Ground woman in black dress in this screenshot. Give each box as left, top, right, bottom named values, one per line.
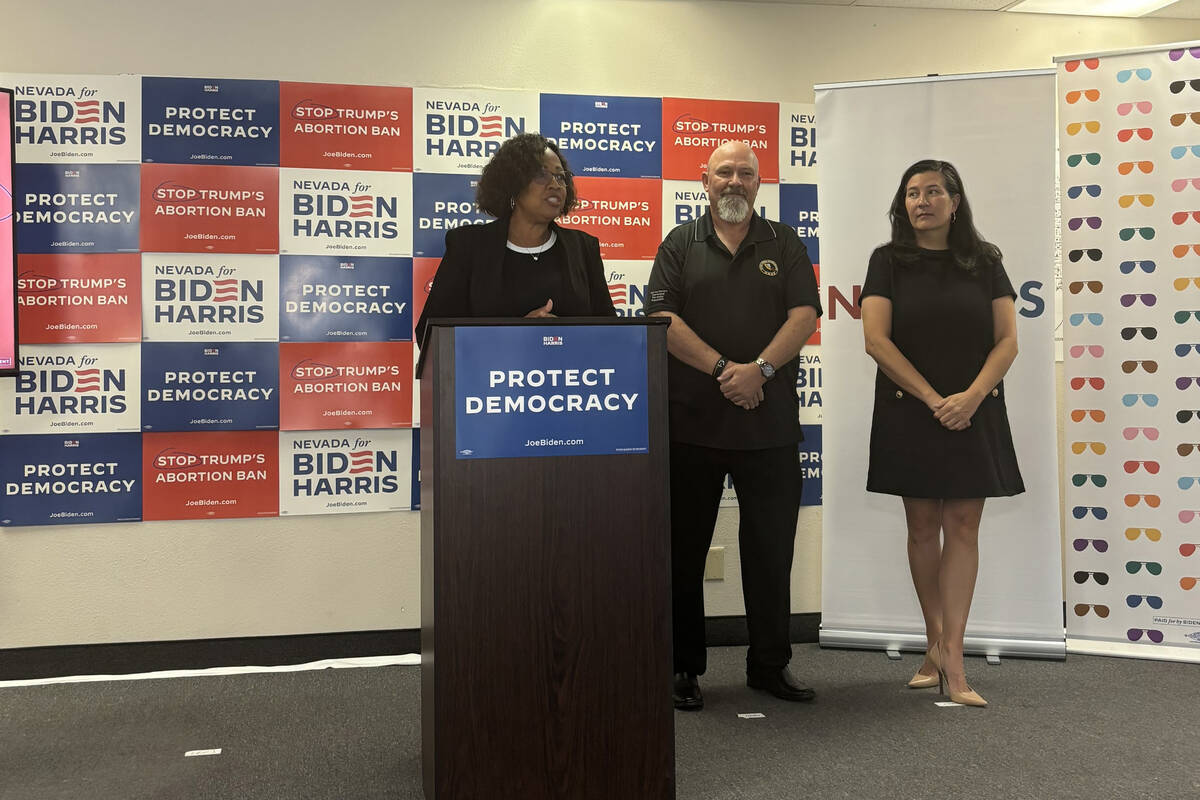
left=414, top=133, right=615, bottom=343
left=860, top=160, right=1024, bottom=708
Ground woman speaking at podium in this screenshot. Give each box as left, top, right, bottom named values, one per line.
left=414, top=133, right=615, bottom=343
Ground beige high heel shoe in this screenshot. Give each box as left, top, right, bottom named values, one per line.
left=937, top=663, right=988, bottom=707
left=907, top=642, right=941, bottom=689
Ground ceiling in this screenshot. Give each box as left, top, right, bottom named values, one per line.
left=741, top=0, right=1200, bottom=19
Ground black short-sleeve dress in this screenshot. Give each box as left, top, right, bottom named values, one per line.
left=861, top=245, right=1025, bottom=499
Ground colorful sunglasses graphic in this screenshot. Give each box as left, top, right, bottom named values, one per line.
left=1072, top=537, right=1108, bottom=552
left=1175, top=310, right=1200, bottom=322
left=1180, top=476, right=1200, bottom=489
left=1068, top=343, right=1104, bottom=357
left=1172, top=112, right=1200, bottom=127
left=1070, top=376, right=1105, bottom=390
left=1067, top=152, right=1101, bottom=167
left=1170, top=79, right=1200, bottom=93
left=1174, top=245, right=1200, bottom=258
left=1066, top=89, right=1101, bottom=103
left=1180, top=442, right=1200, bottom=455
left=1118, top=227, right=1155, bottom=241
left=1120, top=393, right=1157, bottom=406
left=1069, top=408, right=1106, bottom=422
left=1169, top=48, right=1200, bottom=61
left=1118, top=160, right=1154, bottom=175
left=1118, top=67, right=1153, bottom=82
left=1125, top=560, right=1163, bottom=575
left=1121, top=360, right=1157, bottom=374
left=1068, top=281, right=1103, bottom=294
left=1070, top=440, right=1107, bottom=454
left=1181, top=576, right=1199, bottom=590
left=1068, top=249, right=1103, bottom=262
left=1067, top=120, right=1101, bottom=136
left=1071, top=472, right=1107, bottom=486
left=1117, top=100, right=1151, bottom=115
left=1124, top=460, right=1159, bottom=474
left=1176, top=278, right=1200, bottom=291
left=1178, top=409, right=1200, bottom=421
left=1119, top=194, right=1154, bottom=208
left=1120, top=325, right=1156, bottom=339
left=1068, top=217, right=1103, bottom=230
left=1064, top=59, right=1100, bottom=71
left=1067, top=184, right=1101, bottom=198
left=1127, top=628, right=1164, bottom=643
left=1121, top=425, right=1158, bottom=439
left=1073, top=570, right=1108, bottom=585
left=1182, top=542, right=1200, bottom=556
left=1125, top=527, right=1161, bottom=542
left=1126, top=594, right=1163, bottom=610
left=1171, top=144, right=1200, bottom=159
left=1120, top=292, right=1156, bottom=306
left=1117, top=127, right=1153, bottom=142
left=1123, top=494, right=1160, bottom=508
left=1073, top=603, right=1109, bottom=618
left=1172, top=177, right=1200, bottom=191
left=1173, top=211, right=1200, bottom=225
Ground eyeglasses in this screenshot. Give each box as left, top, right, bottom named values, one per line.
left=1171, top=145, right=1200, bottom=158
left=1177, top=344, right=1200, bottom=356
left=1116, top=127, right=1153, bottom=142
left=1174, top=211, right=1200, bottom=225
left=1175, top=310, right=1200, bottom=322
left=1172, top=112, right=1200, bottom=127
left=1123, top=494, right=1160, bottom=508
left=1182, top=542, right=1200, bottom=556
left=1068, top=282, right=1101, bottom=296
left=1118, top=67, right=1153, bottom=82
left=1119, top=292, right=1156, bottom=306
left=1069, top=344, right=1104, bottom=358
left=1126, top=594, right=1163, bottom=610
left=1118, top=227, right=1155, bottom=241
left=1117, top=160, right=1154, bottom=175
left=1073, top=603, right=1109, bottom=618
left=1179, top=476, right=1200, bottom=489
left=1069, top=312, right=1103, bottom=325
left=1072, top=505, right=1109, bottom=519
left=1070, top=408, right=1106, bottom=422
left=1124, top=460, right=1159, bottom=475
left=1067, top=89, right=1101, bottom=104
left=1180, top=442, right=1200, bottom=455
left=1120, top=360, right=1157, bottom=374
left=1066, top=184, right=1101, bottom=198
left=1120, top=325, right=1156, bottom=339
left=531, top=169, right=570, bottom=186
left=1070, top=376, right=1105, bottom=390
left=1068, top=249, right=1103, bottom=262
left=1067, top=120, right=1100, bottom=136
left=1176, top=244, right=1200, bottom=258
left=1179, top=377, right=1200, bottom=389
left=1071, top=473, right=1107, bottom=486
left=1122, top=425, right=1159, bottom=440
left=1170, top=79, right=1200, bottom=93
left=1125, top=527, right=1162, bottom=542
left=1175, top=277, right=1200, bottom=290
left=1180, top=510, right=1200, bottom=523
left=1170, top=47, right=1200, bottom=60
left=1117, top=100, right=1151, bottom=115
left=1065, top=153, right=1099, bottom=167
left=1173, top=177, right=1200, bottom=192
left=1125, top=560, right=1163, bottom=575
left=1072, top=538, right=1108, bottom=552
left=1127, top=628, right=1164, bottom=643
left=1179, top=410, right=1200, bottom=422
left=1065, top=58, right=1099, bottom=71
left=1182, top=576, right=1199, bottom=590
left=1070, top=440, right=1107, bottom=454
left=1120, top=393, right=1157, bottom=407
left=1073, top=570, right=1109, bottom=585
left=1118, top=194, right=1154, bottom=208
left=1068, top=217, right=1103, bottom=231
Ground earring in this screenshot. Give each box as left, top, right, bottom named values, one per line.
left=952, top=211, right=957, bottom=223
left=510, top=197, right=516, bottom=210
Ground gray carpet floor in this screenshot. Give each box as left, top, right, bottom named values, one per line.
left=0, top=644, right=1197, bottom=800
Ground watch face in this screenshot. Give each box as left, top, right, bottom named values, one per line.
left=757, top=359, right=775, bottom=378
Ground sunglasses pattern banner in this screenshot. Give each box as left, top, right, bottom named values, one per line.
left=0, top=72, right=823, bottom=526
left=1061, top=47, right=1200, bottom=656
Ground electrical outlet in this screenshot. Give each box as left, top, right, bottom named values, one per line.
left=704, top=546, right=725, bottom=581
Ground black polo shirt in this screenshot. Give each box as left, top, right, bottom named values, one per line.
left=646, top=211, right=822, bottom=450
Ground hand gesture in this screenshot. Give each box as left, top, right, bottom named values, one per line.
left=717, top=362, right=766, bottom=410
left=525, top=298, right=555, bottom=318
left=933, top=391, right=981, bottom=431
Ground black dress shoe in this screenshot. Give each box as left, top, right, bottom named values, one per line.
left=746, top=667, right=816, bottom=702
left=672, top=672, right=703, bottom=710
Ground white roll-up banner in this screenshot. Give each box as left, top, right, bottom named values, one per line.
left=817, top=71, right=1065, bottom=658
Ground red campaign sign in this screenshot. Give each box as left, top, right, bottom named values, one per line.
left=17, top=254, right=141, bottom=343
left=661, top=98, right=779, bottom=183
left=142, top=430, right=279, bottom=520
left=412, top=258, right=439, bottom=341
left=280, top=82, right=413, bottom=172
left=559, top=178, right=662, bottom=260
left=279, top=342, right=413, bottom=431
left=811, top=262, right=821, bottom=346
left=140, top=164, right=279, bottom=254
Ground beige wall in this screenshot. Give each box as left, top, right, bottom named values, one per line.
left=1, top=0, right=1196, bottom=649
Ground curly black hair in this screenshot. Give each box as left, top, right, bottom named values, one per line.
left=475, top=133, right=578, bottom=218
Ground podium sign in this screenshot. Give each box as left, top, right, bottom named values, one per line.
left=453, top=324, right=648, bottom=459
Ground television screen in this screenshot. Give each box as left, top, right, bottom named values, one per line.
left=0, top=87, right=15, bottom=376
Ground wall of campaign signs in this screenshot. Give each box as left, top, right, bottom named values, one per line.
left=0, top=73, right=822, bottom=527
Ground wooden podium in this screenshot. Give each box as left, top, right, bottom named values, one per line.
left=417, top=317, right=673, bottom=800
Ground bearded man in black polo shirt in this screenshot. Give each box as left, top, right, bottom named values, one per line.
left=647, top=141, right=822, bottom=711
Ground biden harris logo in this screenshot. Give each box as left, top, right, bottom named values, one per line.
left=288, top=436, right=403, bottom=499
left=14, top=85, right=128, bottom=147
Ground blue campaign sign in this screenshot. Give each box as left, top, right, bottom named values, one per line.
left=454, top=325, right=648, bottom=459
left=14, top=163, right=139, bottom=253
left=780, top=183, right=820, bottom=264
left=799, top=424, right=822, bottom=506
left=540, top=94, right=661, bottom=178
left=280, top=255, right=412, bottom=342
left=0, top=433, right=142, bottom=526
left=411, top=173, right=490, bottom=258
left=141, top=342, right=279, bottom=431
left=142, top=77, right=279, bottom=166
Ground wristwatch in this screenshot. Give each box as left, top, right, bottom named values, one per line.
left=712, top=357, right=728, bottom=378
left=755, top=358, right=776, bottom=380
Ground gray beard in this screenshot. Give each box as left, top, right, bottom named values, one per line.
left=716, top=194, right=750, bottom=224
